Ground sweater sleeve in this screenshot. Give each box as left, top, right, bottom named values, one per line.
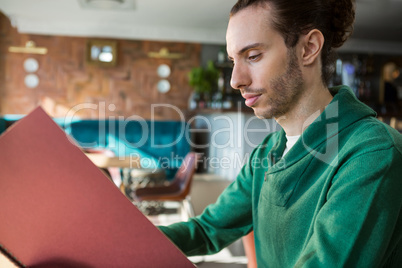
left=158, top=155, right=255, bottom=256
left=295, top=147, right=402, bottom=267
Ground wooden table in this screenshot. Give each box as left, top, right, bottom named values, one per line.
left=85, top=153, right=141, bottom=169
left=85, top=153, right=145, bottom=197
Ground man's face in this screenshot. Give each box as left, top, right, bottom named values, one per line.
left=226, top=5, right=305, bottom=119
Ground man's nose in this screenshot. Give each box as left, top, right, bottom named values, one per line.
left=230, top=62, right=251, bottom=90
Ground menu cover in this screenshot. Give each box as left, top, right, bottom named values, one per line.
left=0, top=107, right=195, bottom=268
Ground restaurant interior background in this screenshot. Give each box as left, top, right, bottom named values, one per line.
left=0, top=0, right=402, bottom=266
left=1, top=0, right=402, bottom=118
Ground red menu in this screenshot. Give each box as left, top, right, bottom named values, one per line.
left=0, top=107, right=194, bottom=268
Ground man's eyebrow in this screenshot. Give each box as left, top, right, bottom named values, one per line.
left=228, top=43, right=264, bottom=60
left=238, top=43, right=264, bottom=55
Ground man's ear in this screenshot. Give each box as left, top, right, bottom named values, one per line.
left=301, top=29, right=324, bottom=66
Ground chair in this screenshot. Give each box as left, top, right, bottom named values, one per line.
left=133, top=152, right=198, bottom=220
left=243, top=231, right=257, bottom=268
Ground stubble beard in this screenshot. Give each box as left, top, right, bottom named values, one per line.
left=255, top=48, right=305, bottom=120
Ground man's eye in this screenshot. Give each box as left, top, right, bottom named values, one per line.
left=249, top=54, right=261, bottom=61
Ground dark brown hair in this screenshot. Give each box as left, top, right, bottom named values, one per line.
left=230, top=0, right=355, bottom=86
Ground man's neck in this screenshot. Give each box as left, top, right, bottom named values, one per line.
left=275, top=85, right=333, bottom=136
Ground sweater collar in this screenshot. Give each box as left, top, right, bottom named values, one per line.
left=267, top=85, right=376, bottom=174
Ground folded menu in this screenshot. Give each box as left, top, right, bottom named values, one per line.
left=0, top=107, right=194, bottom=268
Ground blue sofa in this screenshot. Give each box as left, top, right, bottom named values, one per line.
left=65, top=119, right=190, bottom=180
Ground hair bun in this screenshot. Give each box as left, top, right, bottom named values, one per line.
left=329, top=0, right=355, bottom=48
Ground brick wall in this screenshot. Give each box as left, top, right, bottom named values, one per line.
left=0, top=12, right=200, bottom=120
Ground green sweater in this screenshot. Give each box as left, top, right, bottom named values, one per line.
left=159, top=86, right=402, bottom=267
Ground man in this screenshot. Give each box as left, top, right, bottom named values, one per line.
left=159, top=0, right=402, bottom=266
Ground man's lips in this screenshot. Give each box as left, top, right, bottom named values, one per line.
left=242, top=93, right=262, bottom=107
